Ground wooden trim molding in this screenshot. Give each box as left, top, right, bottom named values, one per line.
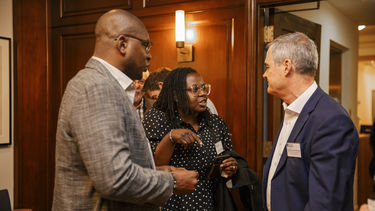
left=144, top=0, right=195, bottom=8
left=258, top=0, right=318, bottom=7
left=59, top=0, right=132, bottom=18
left=359, top=55, right=375, bottom=61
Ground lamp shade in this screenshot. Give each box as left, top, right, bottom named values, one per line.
left=175, top=10, right=185, bottom=43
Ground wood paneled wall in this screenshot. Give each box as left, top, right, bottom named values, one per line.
left=143, top=7, right=247, bottom=156
left=14, top=0, right=51, bottom=210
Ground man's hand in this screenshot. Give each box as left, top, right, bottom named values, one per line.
left=359, top=203, right=369, bottom=211
left=156, top=165, right=176, bottom=172
left=171, top=168, right=198, bottom=194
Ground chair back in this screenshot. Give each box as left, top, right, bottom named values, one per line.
left=0, top=189, right=11, bottom=211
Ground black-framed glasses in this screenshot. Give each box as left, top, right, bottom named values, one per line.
left=186, top=84, right=211, bottom=96
left=115, top=34, right=152, bottom=53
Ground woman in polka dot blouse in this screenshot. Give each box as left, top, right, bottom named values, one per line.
left=143, top=67, right=238, bottom=211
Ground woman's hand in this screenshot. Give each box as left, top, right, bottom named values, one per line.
left=220, top=157, right=238, bottom=178
left=170, top=129, right=203, bottom=149
left=154, top=129, right=202, bottom=165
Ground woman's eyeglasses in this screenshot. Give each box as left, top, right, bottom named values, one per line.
left=186, top=84, right=211, bottom=96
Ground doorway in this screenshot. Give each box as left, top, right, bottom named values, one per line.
left=329, top=40, right=347, bottom=104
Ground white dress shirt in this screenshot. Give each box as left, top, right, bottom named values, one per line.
left=266, top=81, right=318, bottom=211
left=92, top=56, right=136, bottom=104
left=207, top=98, right=218, bottom=115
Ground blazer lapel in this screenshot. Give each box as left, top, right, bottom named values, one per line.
left=272, top=87, right=324, bottom=178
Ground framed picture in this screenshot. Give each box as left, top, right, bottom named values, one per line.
left=0, top=37, right=11, bottom=145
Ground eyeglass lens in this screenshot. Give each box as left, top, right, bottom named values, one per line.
left=190, top=84, right=211, bottom=95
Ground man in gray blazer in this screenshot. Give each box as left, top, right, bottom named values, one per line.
left=52, top=9, right=198, bottom=211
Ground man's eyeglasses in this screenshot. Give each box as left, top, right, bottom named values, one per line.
left=186, top=84, right=211, bottom=96
left=115, top=34, right=152, bottom=54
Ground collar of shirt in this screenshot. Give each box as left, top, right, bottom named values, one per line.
left=282, top=81, right=318, bottom=115
left=174, top=109, right=207, bottom=130
left=135, top=97, right=144, bottom=109
left=91, top=56, right=136, bottom=103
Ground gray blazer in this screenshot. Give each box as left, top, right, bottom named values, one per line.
left=52, top=58, right=173, bottom=211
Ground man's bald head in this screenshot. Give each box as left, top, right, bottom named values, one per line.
left=95, top=9, right=147, bottom=43
left=93, top=9, right=151, bottom=80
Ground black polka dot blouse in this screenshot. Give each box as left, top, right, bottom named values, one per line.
left=143, top=108, right=234, bottom=211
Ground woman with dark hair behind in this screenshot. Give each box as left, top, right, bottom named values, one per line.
left=143, top=67, right=238, bottom=210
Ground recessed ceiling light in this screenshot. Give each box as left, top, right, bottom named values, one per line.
left=358, top=25, right=366, bottom=31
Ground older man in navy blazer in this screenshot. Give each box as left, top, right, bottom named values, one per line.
left=262, top=32, right=359, bottom=211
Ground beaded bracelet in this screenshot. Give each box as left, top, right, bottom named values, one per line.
left=169, top=129, right=176, bottom=145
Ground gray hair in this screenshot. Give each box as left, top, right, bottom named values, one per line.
left=267, top=32, right=318, bottom=76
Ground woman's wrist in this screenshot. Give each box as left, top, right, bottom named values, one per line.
left=169, top=129, right=176, bottom=145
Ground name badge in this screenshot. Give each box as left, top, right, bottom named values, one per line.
left=215, top=141, right=224, bottom=154
left=286, top=143, right=301, bottom=158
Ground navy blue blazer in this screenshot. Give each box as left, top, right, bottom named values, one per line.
left=262, top=87, right=359, bottom=211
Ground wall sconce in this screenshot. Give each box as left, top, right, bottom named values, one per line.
left=175, top=10, right=193, bottom=62
left=175, top=10, right=185, bottom=48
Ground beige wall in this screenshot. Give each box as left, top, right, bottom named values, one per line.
left=358, top=25, right=375, bottom=126
left=278, top=1, right=359, bottom=125
left=0, top=0, right=14, bottom=208
left=358, top=60, right=375, bottom=125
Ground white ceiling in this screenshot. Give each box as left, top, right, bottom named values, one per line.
left=327, top=0, right=375, bottom=25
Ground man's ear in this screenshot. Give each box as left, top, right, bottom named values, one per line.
left=283, top=59, right=293, bottom=76
left=116, top=35, right=127, bottom=55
